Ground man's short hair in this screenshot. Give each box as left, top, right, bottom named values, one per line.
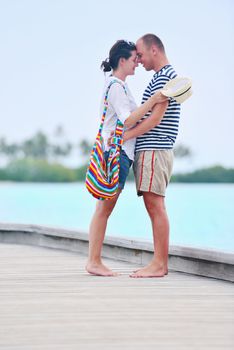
left=141, top=34, right=165, bottom=53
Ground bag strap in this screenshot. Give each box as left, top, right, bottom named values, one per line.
left=97, top=79, right=126, bottom=139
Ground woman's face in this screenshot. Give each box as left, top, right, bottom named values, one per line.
left=122, top=50, right=138, bottom=76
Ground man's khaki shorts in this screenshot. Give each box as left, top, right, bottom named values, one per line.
left=133, top=150, right=174, bottom=197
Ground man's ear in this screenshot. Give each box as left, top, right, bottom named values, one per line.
left=151, top=45, right=158, bottom=56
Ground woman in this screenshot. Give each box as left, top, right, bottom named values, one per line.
left=86, top=40, right=167, bottom=276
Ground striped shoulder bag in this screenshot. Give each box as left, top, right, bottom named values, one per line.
left=85, top=80, right=126, bottom=200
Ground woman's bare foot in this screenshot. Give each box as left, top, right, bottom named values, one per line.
left=130, top=263, right=167, bottom=278
left=86, top=262, right=119, bottom=277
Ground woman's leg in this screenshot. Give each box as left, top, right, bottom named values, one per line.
left=86, top=149, right=132, bottom=276
left=86, top=190, right=121, bottom=276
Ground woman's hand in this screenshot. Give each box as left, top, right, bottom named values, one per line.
left=107, top=131, right=115, bottom=146
left=107, top=130, right=128, bottom=146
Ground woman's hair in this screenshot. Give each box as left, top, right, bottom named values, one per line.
left=101, top=40, right=136, bottom=72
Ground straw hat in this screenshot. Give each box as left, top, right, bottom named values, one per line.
left=161, top=77, right=193, bottom=104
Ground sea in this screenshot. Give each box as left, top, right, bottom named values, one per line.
left=1, top=182, right=233, bottom=253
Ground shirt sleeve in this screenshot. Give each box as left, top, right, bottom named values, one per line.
left=108, top=83, right=131, bottom=124
left=151, top=75, right=171, bottom=94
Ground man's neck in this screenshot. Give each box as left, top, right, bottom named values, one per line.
left=153, top=58, right=170, bottom=73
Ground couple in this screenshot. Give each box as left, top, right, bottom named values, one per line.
left=86, top=33, right=181, bottom=278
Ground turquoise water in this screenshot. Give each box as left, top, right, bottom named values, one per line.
left=1, top=182, right=234, bottom=253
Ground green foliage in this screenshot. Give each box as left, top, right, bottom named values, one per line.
left=0, top=128, right=73, bottom=162
left=0, top=168, right=8, bottom=180
left=0, top=129, right=233, bottom=183
left=0, top=137, right=20, bottom=159
left=21, top=132, right=49, bottom=159
left=172, top=165, right=234, bottom=183
left=174, top=144, right=192, bottom=158
left=79, top=139, right=93, bottom=156
left=0, top=161, right=233, bottom=183
left=0, top=128, right=93, bottom=182
left=127, top=167, right=135, bottom=181
left=74, top=164, right=88, bottom=182
left=2, top=158, right=76, bottom=182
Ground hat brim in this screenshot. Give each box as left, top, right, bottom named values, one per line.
left=161, top=77, right=193, bottom=104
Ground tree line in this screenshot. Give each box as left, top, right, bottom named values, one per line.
left=1, top=126, right=74, bottom=162
left=0, top=127, right=233, bottom=182
left=0, top=126, right=192, bottom=163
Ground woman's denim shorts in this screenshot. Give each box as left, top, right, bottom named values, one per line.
left=104, top=149, right=132, bottom=190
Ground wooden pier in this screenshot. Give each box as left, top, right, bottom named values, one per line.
left=0, top=243, right=233, bottom=349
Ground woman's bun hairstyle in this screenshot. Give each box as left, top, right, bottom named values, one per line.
left=101, top=40, right=136, bottom=73
left=100, top=58, right=112, bottom=72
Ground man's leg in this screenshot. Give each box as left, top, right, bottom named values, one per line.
left=130, top=192, right=169, bottom=278
left=86, top=190, right=121, bottom=276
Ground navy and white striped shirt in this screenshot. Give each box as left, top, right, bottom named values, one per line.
left=135, top=65, right=181, bottom=152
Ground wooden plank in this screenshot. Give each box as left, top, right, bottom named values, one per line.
left=0, top=243, right=233, bottom=350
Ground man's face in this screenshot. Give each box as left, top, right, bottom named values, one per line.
left=136, top=39, right=154, bottom=71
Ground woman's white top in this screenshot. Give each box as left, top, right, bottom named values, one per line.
left=100, top=76, right=137, bottom=161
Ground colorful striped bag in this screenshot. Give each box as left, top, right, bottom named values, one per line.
left=85, top=80, right=125, bottom=200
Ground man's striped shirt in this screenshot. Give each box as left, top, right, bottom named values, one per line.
left=135, top=65, right=181, bottom=152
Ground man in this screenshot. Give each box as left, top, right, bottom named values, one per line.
left=124, top=34, right=181, bottom=278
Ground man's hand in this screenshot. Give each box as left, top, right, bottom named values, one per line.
left=123, top=130, right=130, bottom=143
left=122, top=100, right=169, bottom=141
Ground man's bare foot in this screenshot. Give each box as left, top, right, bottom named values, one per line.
left=133, top=266, right=168, bottom=275
left=130, top=264, right=167, bottom=278
left=86, top=262, right=119, bottom=277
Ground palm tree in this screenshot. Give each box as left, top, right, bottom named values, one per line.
left=51, top=125, right=73, bottom=161
left=174, top=144, right=192, bottom=158
left=21, top=131, right=49, bottom=159
left=0, top=137, right=20, bottom=159
left=79, top=139, right=93, bottom=157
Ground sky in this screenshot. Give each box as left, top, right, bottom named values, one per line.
left=0, top=0, right=234, bottom=171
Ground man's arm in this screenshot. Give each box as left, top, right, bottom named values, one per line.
left=124, top=91, right=168, bottom=128
left=124, top=100, right=169, bottom=142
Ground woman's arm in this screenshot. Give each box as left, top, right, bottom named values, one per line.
left=124, top=100, right=169, bottom=141
left=124, top=91, right=168, bottom=129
